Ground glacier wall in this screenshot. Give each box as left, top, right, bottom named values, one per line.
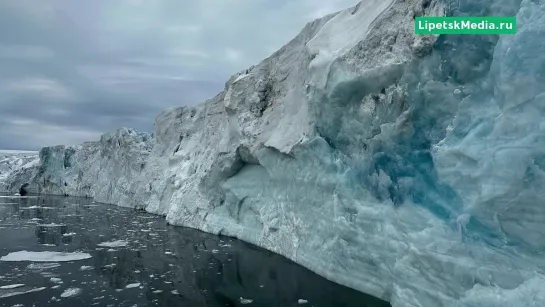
left=3, top=0, right=545, bottom=306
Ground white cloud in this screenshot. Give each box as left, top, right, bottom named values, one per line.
left=166, top=24, right=202, bottom=33
left=0, top=0, right=361, bottom=149
left=167, top=49, right=210, bottom=59
left=4, top=78, right=76, bottom=101
left=7, top=117, right=101, bottom=147
left=0, top=45, right=54, bottom=60
left=224, top=48, right=242, bottom=63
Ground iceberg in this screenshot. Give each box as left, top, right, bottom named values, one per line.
left=1, top=0, right=545, bottom=306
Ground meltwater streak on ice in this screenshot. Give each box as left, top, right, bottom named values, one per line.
left=0, top=193, right=389, bottom=307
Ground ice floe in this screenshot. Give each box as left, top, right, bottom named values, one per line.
left=60, top=287, right=82, bottom=298
left=36, top=223, right=65, bottom=227
left=1, top=251, right=91, bottom=262
left=0, top=286, right=47, bottom=298
left=0, top=284, right=25, bottom=289
left=240, top=297, right=253, bottom=304
left=125, top=283, right=140, bottom=289
left=97, top=240, right=128, bottom=248
left=79, top=266, right=93, bottom=271
left=27, top=263, right=61, bottom=270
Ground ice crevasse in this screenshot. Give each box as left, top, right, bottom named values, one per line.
left=2, top=0, right=545, bottom=306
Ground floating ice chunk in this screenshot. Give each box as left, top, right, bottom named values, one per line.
left=79, top=266, right=93, bottom=271
left=27, top=263, right=61, bottom=270
left=125, top=283, right=140, bottom=289
left=152, top=290, right=163, bottom=294
left=25, top=206, right=55, bottom=210
left=298, top=299, right=308, bottom=304
left=0, top=286, right=46, bottom=298
left=171, top=290, right=179, bottom=295
left=37, top=223, right=65, bottom=227
left=240, top=297, right=253, bottom=304
left=63, top=233, right=76, bottom=237
left=50, top=277, right=62, bottom=284
left=1, top=251, right=91, bottom=262
left=0, top=196, right=37, bottom=199
left=97, top=240, right=128, bottom=248
left=0, top=284, right=24, bottom=289
left=60, top=287, right=82, bottom=298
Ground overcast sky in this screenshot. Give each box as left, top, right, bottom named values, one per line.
left=0, top=0, right=358, bottom=150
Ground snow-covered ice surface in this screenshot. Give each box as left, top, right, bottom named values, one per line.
left=0, top=193, right=387, bottom=306
left=0, top=251, right=91, bottom=262
left=2, top=0, right=545, bottom=306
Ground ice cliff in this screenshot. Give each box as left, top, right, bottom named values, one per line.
left=0, top=150, right=38, bottom=191
left=2, top=0, right=545, bottom=306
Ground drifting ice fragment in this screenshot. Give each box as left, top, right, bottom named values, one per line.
left=0, top=251, right=91, bottom=262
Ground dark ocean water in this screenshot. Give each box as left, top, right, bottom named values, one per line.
left=0, top=193, right=390, bottom=307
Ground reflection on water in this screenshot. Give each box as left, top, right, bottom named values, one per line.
left=0, top=193, right=390, bottom=307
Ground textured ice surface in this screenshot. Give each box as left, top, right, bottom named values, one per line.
left=2, top=0, right=545, bottom=306
left=0, top=251, right=92, bottom=262
left=0, top=151, right=38, bottom=189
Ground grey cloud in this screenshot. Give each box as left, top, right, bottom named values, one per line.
left=0, top=0, right=358, bottom=150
